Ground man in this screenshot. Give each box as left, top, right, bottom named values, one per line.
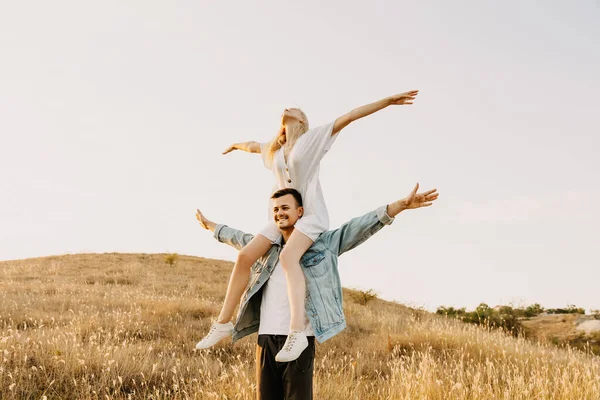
left=195, top=183, right=438, bottom=399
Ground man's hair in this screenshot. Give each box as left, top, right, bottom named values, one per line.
left=271, top=188, right=303, bottom=207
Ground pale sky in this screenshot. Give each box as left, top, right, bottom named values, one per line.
left=1, top=1, right=599, bottom=312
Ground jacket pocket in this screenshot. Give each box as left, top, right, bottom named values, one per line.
left=301, top=251, right=328, bottom=278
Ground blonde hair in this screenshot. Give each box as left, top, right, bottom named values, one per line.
left=267, top=108, right=309, bottom=163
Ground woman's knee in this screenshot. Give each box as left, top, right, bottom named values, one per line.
left=235, top=247, right=257, bottom=270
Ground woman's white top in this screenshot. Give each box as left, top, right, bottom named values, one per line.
left=259, top=121, right=338, bottom=242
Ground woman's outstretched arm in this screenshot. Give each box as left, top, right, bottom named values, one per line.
left=222, top=141, right=261, bottom=155
left=332, top=90, right=419, bottom=134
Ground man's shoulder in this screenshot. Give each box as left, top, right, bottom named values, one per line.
left=309, top=209, right=384, bottom=247
left=311, top=230, right=335, bottom=250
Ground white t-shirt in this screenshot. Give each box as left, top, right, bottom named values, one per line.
left=259, top=121, right=339, bottom=242
left=258, top=260, right=315, bottom=336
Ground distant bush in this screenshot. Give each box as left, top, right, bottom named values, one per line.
left=546, top=305, right=585, bottom=315
left=350, top=289, right=378, bottom=306
left=437, top=303, right=524, bottom=336
left=591, top=310, right=600, bottom=320
left=523, top=303, right=544, bottom=317
left=164, top=253, right=179, bottom=266
left=437, top=302, right=589, bottom=336
left=436, top=306, right=467, bottom=318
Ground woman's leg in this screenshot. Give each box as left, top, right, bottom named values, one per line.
left=279, top=229, right=313, bottom=331
left=217, top=234, right=273, bottom=323
left=196, top=234, right=273, bottom=350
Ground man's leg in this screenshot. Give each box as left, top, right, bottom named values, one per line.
left=282, top=336, right=315, bottom=400
left=256, top=335, right=285, bottom=400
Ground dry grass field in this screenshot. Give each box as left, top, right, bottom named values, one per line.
left=1, top=253, right=599, bottom=399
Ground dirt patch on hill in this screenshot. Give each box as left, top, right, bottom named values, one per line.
left=522, top=314, right=582, bottom=341
left=521, top=314, right=600, bottom=355
left=576, top=320, right=600, bottom=335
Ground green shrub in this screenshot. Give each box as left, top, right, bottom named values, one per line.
left=350, top=289, right=378, bottom=306
left=436, top=303, right=523, bottom=336
left=546, top=304, right=585, bottom=315
left=164, top=253, right=179, bottom=267
left=437, top=302, right=591, bottom=337
left=523, top=303, right=544, bottom=317
left=436, top=306, right=467, bottom=318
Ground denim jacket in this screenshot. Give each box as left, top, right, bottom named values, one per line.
left=213, top=206, right=394, bottom=344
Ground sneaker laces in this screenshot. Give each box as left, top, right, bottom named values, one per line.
left=283, top=333, right=298, bottom=352
left=204, top=325, right=217, bottom=340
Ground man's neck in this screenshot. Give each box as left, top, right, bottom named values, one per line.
left=280, top=228, right=293, bottom=244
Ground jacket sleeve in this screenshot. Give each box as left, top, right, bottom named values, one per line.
left=213, top=224, right=255, bottom=251
left=321, top=206, right=395, bottom=257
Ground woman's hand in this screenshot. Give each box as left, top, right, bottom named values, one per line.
left=222, top=144, right=238, bottom=155
left=222, top=141, right=261, bottom=154
left=387, top=90, right=419, bottom=106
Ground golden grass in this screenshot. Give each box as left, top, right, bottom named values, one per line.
left=1, top=253, right=599, bottom=399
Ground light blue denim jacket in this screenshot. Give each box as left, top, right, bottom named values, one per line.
left=213, top=206, right=394, bottom=344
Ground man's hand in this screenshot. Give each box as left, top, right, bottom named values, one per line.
left=196, top=209, right=216, bottom=232
left=402, top=183, right=438, bottom=209
left=387, top=183, right=439, bottom=217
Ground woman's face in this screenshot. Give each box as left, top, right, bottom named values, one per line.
left=281, top=108, right=305, bottom=125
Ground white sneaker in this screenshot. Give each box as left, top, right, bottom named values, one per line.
left=275, top=331, right=308, bottom=362
left=195, top=322, right=233, bottom=349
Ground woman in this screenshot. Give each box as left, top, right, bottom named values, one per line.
left=195, top=90, right=419, bottom=362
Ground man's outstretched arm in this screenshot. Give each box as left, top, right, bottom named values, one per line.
left=195, top=209, right=255, bottom=250
left=325, top=183, right=439, bottom=256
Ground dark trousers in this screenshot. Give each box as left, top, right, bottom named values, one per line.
left=256, top=335, right=316, bottom=400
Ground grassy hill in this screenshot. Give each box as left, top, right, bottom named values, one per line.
left=1, top=253, right=599, bottom=399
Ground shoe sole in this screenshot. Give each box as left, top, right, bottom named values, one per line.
left=275, top=344, right=308, bottom=362
left=194, top=332, right=233, bottom=350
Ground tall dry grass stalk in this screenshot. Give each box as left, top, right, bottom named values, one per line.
left=1, top=254, right=599, bottom=399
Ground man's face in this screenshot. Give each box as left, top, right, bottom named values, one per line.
left=272, top=194, right=303, bottom=231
